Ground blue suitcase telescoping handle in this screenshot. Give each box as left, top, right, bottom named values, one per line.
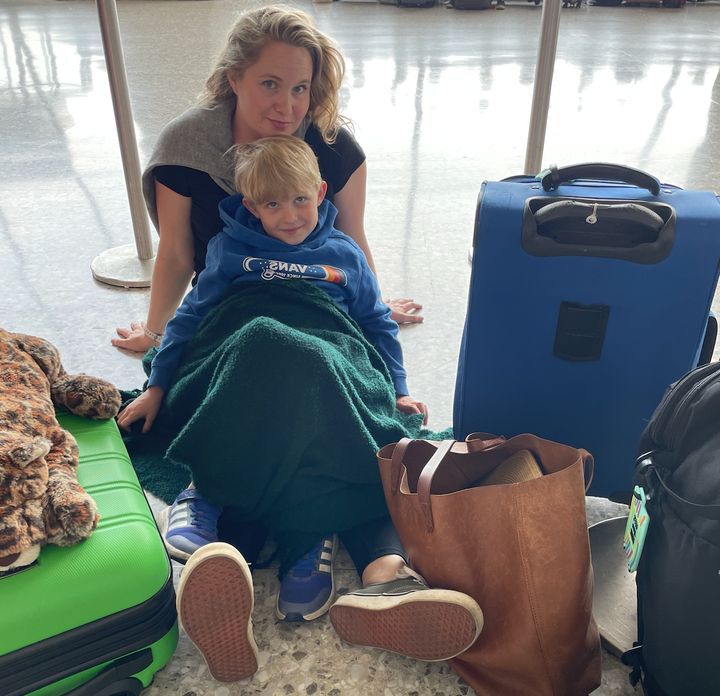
left=541, top=163, right=662, bottom=196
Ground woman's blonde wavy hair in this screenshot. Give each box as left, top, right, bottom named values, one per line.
left=199, top=5, right=348, bottom=144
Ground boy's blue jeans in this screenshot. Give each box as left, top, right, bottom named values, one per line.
left=217, top=513, right=406, bottom=577
left=341, top=515, right=407, bottom=576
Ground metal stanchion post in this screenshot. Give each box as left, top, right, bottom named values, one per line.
left=91, top=0, right=155, bottom=288
left=524, top=0, right=562, bottom=176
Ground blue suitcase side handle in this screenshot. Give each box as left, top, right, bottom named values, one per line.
left=697, top=313, right=718, bottom=367
left=541, top=163, right=662, bottom=196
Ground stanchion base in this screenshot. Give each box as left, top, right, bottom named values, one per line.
left=91, top=243, right=156, bottom=288
left=589, top=515, right=637, bottom=657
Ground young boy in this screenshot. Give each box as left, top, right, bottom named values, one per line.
left=117, top=135, right=429, bottom=618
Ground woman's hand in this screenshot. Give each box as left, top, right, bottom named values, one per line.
left=386, top=298, right=424, bottom=325
left=112, top=182, right=195, bottom=354
left=112, top=321, right=155, bottom=353
left=396, top=395, right=429, bottom=425
left=116, top=386, right=165, bottom=433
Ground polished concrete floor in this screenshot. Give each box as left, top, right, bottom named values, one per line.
left=2, top=0, right=720, bottom=693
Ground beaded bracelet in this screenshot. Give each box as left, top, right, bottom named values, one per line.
left=143, top=325, right=163, bottom=346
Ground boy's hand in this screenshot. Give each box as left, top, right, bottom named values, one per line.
left=396, top=395, right=429, bottom=425
left=116, top=386, right=165, bottom=433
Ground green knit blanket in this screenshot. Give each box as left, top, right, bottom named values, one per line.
left=123, top=281, right=449, bottom=569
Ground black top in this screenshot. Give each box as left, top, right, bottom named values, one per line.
left=153, top=124, right=366, bottom=274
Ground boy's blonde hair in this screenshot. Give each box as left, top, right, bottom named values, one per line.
left=234, top=136, right=322, bottom=204
left=199, top=5, right=348, bottom=144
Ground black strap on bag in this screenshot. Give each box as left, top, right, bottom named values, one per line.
left=636, top=455, right=720, bottom=521
left=622, top=644, right=648, bottom=694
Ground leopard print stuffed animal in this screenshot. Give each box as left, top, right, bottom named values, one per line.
left=0, top=329, right=122, bottom=573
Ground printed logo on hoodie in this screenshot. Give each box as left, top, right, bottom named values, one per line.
left=242, top=256, right=347, bottom=286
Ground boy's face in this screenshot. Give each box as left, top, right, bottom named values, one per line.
left=243, top=181, right=327, bottom=245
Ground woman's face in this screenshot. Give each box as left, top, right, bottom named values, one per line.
left=229, top=41, right=313, bottom=143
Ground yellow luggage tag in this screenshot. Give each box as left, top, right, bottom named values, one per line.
left=623, top=485, right=650, bottom=572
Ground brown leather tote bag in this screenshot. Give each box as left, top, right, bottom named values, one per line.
left=378, top=434, right=601, bottom=696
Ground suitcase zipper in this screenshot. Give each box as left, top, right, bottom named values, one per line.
left=648, top=362, right=720, bottom=451
left=0, top=576, right=176, bottom=696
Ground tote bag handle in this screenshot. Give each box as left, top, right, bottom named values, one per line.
left=416, top=436, right=508, bottom=531
left=389, top=434, right=506, bottom=495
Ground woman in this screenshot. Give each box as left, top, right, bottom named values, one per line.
left=113, top=6, right=479, bottom=682
left=112, top=7, right=421, bottom=356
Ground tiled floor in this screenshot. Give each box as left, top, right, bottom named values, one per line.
left=2, top=0, right=719, bottom=693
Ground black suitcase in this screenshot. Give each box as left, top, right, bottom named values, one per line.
left=398, top=0, right=437, bottom=7
left=445, top=0, right=492, bottom=9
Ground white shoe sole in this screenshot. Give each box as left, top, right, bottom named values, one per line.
left=275, top=535, right=338, bottom=622
left=329, top=588, right=484, bottom=662
left=177, top=542, right=258, bottom=682
left=156, top=505, right=194, bottom=563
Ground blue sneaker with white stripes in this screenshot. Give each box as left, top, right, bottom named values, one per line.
left=158, top=486, right=222, bottom=562
left=276, top=535, right=337, bottom=622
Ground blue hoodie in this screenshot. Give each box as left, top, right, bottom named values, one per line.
left=148, top=196, right=408, bottom=396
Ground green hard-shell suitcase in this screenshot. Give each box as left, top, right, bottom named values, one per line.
left=0, top=413, right=178, bottom=696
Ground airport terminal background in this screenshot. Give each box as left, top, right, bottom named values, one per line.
left=2, top=0, right=719, bottom=693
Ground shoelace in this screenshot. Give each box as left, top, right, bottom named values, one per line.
left=188, top=508, right=218, bottom=530
left=170, top=499, right=218, bottom=532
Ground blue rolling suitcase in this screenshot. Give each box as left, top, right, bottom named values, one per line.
left=453, top=163, right=720, bottom=497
